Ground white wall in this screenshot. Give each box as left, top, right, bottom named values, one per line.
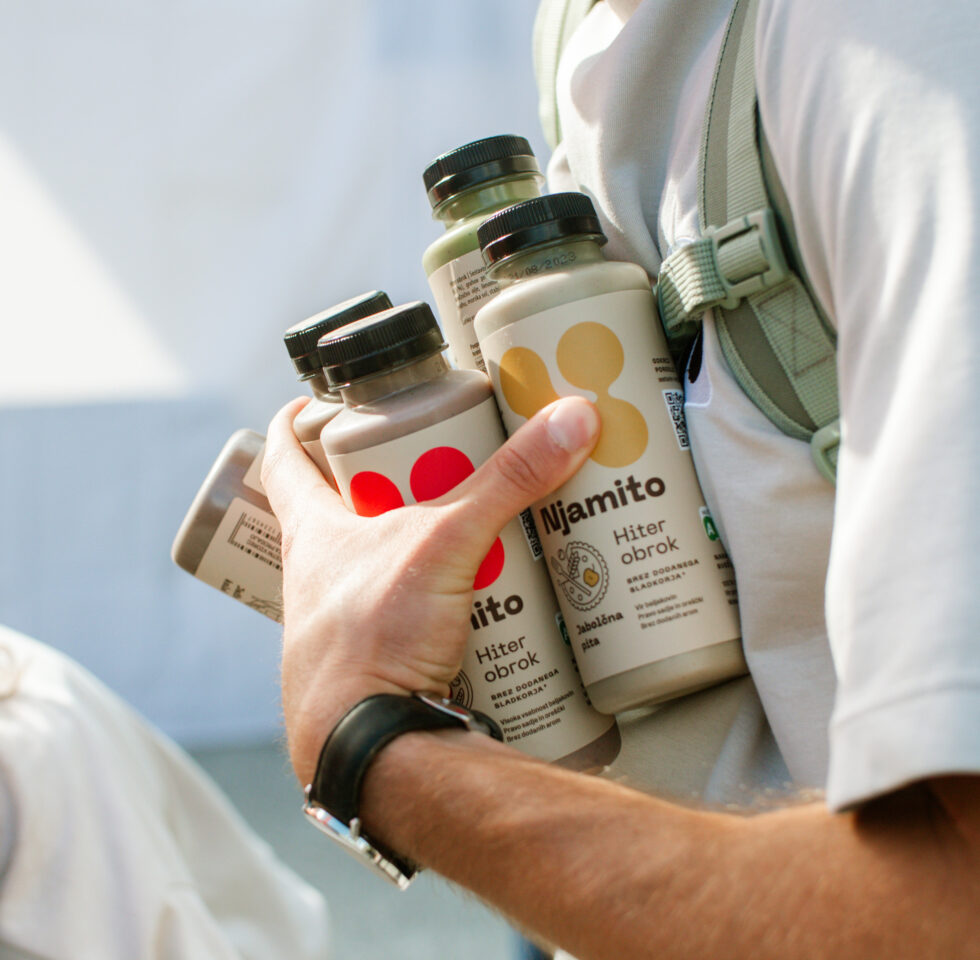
left=0, top=0, right=548, bottom=745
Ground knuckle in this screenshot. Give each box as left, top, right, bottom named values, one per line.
left=492, top=443, right=544, bottom=499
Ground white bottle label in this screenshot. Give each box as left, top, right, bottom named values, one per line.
left=478, top=289, right=741, bottom=687
left=427, top=247, right=500, bottom=372
left=195, top=497, right=284, bottom=623
left=328, top=397, right=614, bottom=762
left=241, top=443, right=266, bottom=494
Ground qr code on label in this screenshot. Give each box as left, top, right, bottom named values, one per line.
left=662, top=389, right=690, bottom=450
left=519, top=508, right=544, bottom=560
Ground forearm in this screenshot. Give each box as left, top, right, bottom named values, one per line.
left=261, top=397, right=978, bottom=957
left=361, top=730, right=979, bottom=960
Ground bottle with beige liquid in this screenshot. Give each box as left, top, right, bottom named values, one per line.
left=422, top=135, right=543, bottom=372
left=170, top=290, right=393, bottom=621
left=318, top=301, right=620, bottom=769
left=474, top=193, right=745, bottom=714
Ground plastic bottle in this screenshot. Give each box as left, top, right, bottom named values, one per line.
left=170, top=290, right=393, bottom=621
left=171, top=428, right=285, bottom=621
left=422, top=135, right=543, bottom=372
left=474, top=193, right=745, bottom=714
left=285, top=290, right=393, bottom=477
left=318, top=301, right=620, bottom=769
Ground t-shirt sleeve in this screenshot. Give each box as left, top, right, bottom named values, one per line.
left=0, top=628, right=330, bottom=959
left=757, top=0, right=980, bottom=811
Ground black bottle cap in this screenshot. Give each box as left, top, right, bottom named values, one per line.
left=318, top=301, right=447, bottom=388
left=283, top=291, right=393, bottom=379
left=477, top=192, right=607, bottom=267
left=423, top=135, right=542, bottom=210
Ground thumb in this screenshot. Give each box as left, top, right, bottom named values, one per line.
left=456, top=396, right=600, bottom=533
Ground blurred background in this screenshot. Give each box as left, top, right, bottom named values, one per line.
left=0, top=1, right=548, bottom=954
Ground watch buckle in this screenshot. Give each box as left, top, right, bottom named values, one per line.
left=303, top=787, right=418, bottom=890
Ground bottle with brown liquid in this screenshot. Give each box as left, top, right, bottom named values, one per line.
left=318, top=300, right=619, bottom=769
left=170, top=291, right=393, bottom=621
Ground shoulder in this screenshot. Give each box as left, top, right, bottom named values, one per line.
left=753, top=0, right=980, bottom=327
left=756, top=0, right=980, bottom=175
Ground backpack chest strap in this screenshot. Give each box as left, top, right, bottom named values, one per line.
left=658, top=208, right=789, bottom=351
left=656, top=0, right=840, bottom=482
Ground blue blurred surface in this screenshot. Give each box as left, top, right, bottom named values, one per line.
left=0, top=0, right=546, bottom=746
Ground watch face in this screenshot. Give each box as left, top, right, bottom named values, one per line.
left=303, top=801, right=417, bottom=890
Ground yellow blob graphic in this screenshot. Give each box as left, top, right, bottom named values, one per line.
left=498, top=347, right=560, bottom=420
left=582, top=568, right=600, bottom=588
left=557, top=322, right=648, bottom=467
left=498, top=322, right=649, bottom=468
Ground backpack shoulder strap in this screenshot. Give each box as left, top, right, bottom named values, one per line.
left=657, top=0, right=841, bottom=482
left=533, top=0, right=599, bottom=150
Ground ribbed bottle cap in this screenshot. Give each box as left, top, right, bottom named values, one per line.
left=477, top=192, right=607, bottom=267
left=283, top=291, right=393, bottom=379
left=318, top=301, right=447, bottom=388
left=423, top=135, right=542, bottom=209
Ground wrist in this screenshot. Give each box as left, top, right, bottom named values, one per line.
left=287, top=677, right=410, bottom=787
left=302, top=693, right=504, bottom=888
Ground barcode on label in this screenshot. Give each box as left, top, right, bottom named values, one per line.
left=662, top=389, right=690, bottom=450
left=228, top=510, right=283, bottom=571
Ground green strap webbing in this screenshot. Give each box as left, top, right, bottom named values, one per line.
left=659, top=0, right=840, bottom=481
left=533, top=0, right=598, bottom=151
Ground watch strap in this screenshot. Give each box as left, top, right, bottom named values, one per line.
left=309, top=692, right=503, bottom=824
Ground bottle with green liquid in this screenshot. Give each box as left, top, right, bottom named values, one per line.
left=422, top=135, right=543, bottom=372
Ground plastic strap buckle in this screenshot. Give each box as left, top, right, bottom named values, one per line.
left=705, top=208, right=790, bottom=309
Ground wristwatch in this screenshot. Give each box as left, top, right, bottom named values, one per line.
left=302, top=691, right=504, bottom=889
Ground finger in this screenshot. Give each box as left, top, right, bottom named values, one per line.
left=453, top=396, right=600, bottom=534
left=261, top=396, right=346, bottom=528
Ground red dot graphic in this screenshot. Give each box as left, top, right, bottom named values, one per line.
left=409, top=446, right=474, bottom=501
left=473, top=537, right=505, bottom=590
left=409, top=446, right=505, bottom=589
left=349, top=471, right=405, bottom=517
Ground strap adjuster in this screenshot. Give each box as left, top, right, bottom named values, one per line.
left=705, top=208, right=790, bottom=309
left=657, top=207, right=791, bottom=354
left=809, top=419, right=840, bottom=484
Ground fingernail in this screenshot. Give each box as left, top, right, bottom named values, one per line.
left=545, top=398, right=600, bottom=452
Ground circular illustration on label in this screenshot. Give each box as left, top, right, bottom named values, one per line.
left=449, top=670, right=474, bottom=709
left=550, top=541, right=609, bottom=611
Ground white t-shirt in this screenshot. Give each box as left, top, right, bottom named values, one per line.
left=0, top=626, right=330, bottom=959
left=549, top=0, right=980, bottom=811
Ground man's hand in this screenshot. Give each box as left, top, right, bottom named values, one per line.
left=260, top=398, right=980, bottom=960
left=261, top=394, right=600, bottom=785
